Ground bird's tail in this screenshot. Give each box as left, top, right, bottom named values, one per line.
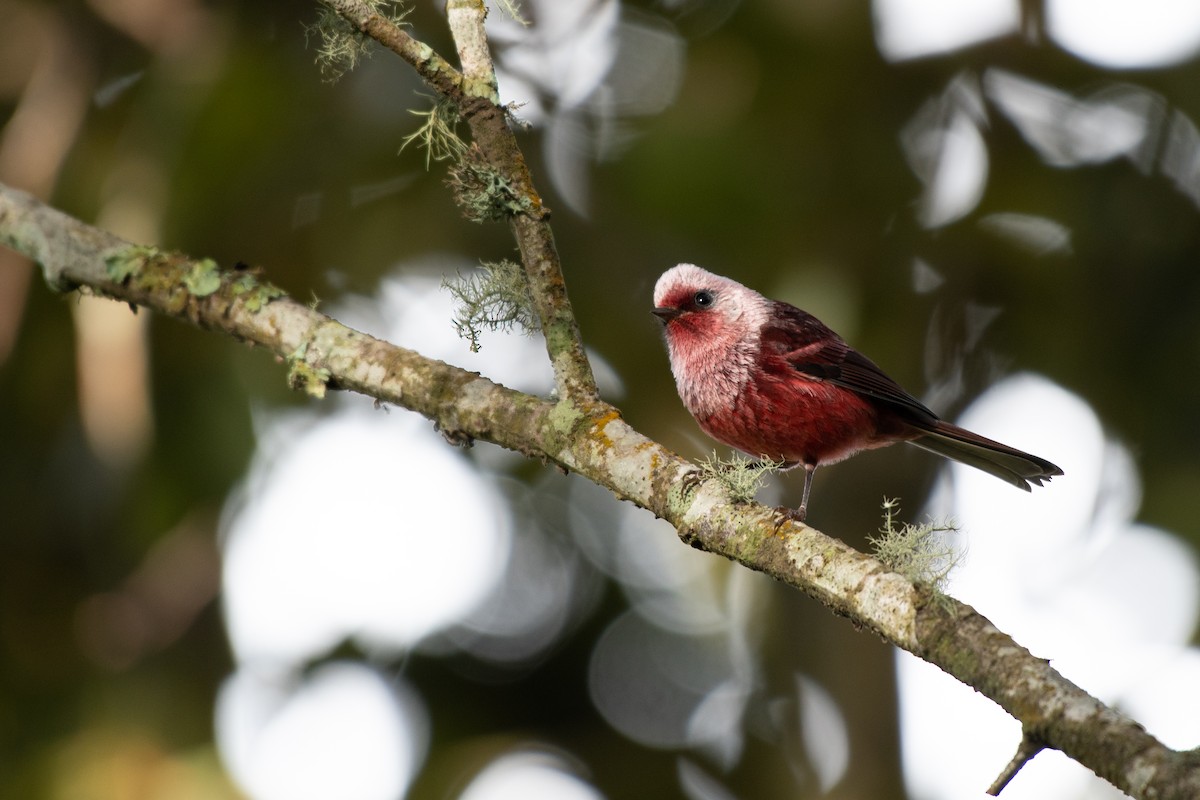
left=909, top=420, right=1063, bottom=491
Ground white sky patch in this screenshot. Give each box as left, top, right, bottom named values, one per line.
left=984, top=71, right=1162, bottom=169
left=873, top=0, right=1020, bottom=61
left=457, top=751, right=605, bottom=800
left=220, top=406, right=511, bottom=665
left=1047, top=0, right=1200, bottom=69
left=900, top=75, right=990, bottom=229
left=216, top=662, right=426, bottom=800
left=876, top=0, right=1200, bottom=68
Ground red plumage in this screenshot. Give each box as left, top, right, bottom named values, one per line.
left=652, top=264, right=1062, bottom=520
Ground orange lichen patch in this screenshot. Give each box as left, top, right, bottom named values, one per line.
left=584, top=408, right=623, bottom=450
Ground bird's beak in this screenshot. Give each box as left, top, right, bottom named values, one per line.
left=651, top=307, right=681, bottom=323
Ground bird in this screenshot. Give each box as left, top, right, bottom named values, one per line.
left=651, top=263, right=1062, bottom=521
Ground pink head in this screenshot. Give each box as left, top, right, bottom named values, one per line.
left=652, top=264, right=773, bottom=416
left=652, top=263, right=771, bottom=345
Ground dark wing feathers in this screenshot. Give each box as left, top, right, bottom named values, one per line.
left=761, top=302, right=1064, bottom=487
left=762, top=302, right=938, bottom=424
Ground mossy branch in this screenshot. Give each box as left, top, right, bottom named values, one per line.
left=314, top=0, right=462, bottom=96
left=695, top=452, right=784, bottom=504
left=315, top=0, right=599, bottom=405
left=3, top=180, right=1200, bottom=798
left=307, top=0, right=410, bottom=81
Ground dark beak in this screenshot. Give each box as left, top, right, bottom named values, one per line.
left=651, top=307, right=681, bottom=323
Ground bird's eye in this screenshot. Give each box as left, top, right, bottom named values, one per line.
left=693, top=290, right=715, bottom=308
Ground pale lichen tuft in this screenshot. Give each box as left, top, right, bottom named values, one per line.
left=696, top=452, right=783, bottom=504
left=446, top=144, right=533, bottom=222
left=869, top=498, right=961, bottom=597
left=307, top=1, right=411, bottom=82
left=443, top=259, right=538, bottom=352
left=493, top=0, right=529, bottom=25
left=400, top=95, right=468, bottom=169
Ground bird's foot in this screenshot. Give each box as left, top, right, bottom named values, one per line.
left=680, top=467, right=705, bottom=492
left=771, top=504, right=807, bottom=532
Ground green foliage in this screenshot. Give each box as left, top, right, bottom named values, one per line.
left=869, top=498, right=961, bottom=594
left=696, top=452, right=784, bottom=504
left=400, top=96, right=468, bottom=169
left=307, top=1, right=411, bottom=81
left=443, top=260, right=539, bottom=352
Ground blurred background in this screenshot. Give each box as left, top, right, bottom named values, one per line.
left=4, top=0, right=1200, bottom=798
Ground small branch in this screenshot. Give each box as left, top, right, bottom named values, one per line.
left=317, top=0, right=600, bottom=405
left=446, top=0, right=499, bottom=103
left=988, top=732, right=1045, bottom=796
left=318, top=0, right=462, bottom=97
left=440, top=0, right=598, bottom=406
left=5, top=181, right=1200, bottom=799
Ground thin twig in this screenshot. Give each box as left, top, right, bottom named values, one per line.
left=317, top=0, right=461, bottom=96
left=988, top=732, right=1045, bottom=795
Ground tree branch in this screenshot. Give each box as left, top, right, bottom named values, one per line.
left=3, top=180, right=1199, bottom=798
left=317, top=0, right=599, bottom=405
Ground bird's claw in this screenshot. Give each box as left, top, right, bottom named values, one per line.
left=679, top=467, right=705, bottom=495
left=771, top=504, right=807, bottom=533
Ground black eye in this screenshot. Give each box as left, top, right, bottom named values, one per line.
left=693, top=290, right=714, bottom=308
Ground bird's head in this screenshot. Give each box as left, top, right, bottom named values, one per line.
left=652, top=264, right=767, bottom=348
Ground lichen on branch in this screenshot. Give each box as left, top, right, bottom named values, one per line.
left=307, top=0, right=411, bottom=81
left=869, top=497, right=961, bottom=597
left=443, top=259, right=539, bottom=353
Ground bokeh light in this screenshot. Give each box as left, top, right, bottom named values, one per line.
left=1047, top=0, right=1200, bottom=69
left=898, top=375, right=1200, bottom=798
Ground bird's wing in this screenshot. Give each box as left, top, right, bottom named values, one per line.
left=762, top=302, right=939, bottom=423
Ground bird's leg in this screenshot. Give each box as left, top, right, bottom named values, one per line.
left=798, top=463, right=816, bottom=520
left=773, top=463, right=816, bottom=529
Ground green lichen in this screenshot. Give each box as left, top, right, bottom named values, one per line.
left=461, top=75, right=500, bottom=105
left=230, top=273, right=286, bottom=312
left=547, top=400, right=585, bottom=438
left=447, top=145, right=534, bottom=223
left=869, top=498, right=961, bottom=596
left=666, top=474, right=699, bottom=516
left=184, top=258, right=222, bottom=297
left=104, top=245, right=161, bottom=284
left=286, top=342, right=331, bottom=399
left=411, top=40, right=436, bottom=66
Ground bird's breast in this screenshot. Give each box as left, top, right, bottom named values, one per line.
left=669, top=337, right=755, bottom=419
left=693, top=365, right=892, bottom=467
